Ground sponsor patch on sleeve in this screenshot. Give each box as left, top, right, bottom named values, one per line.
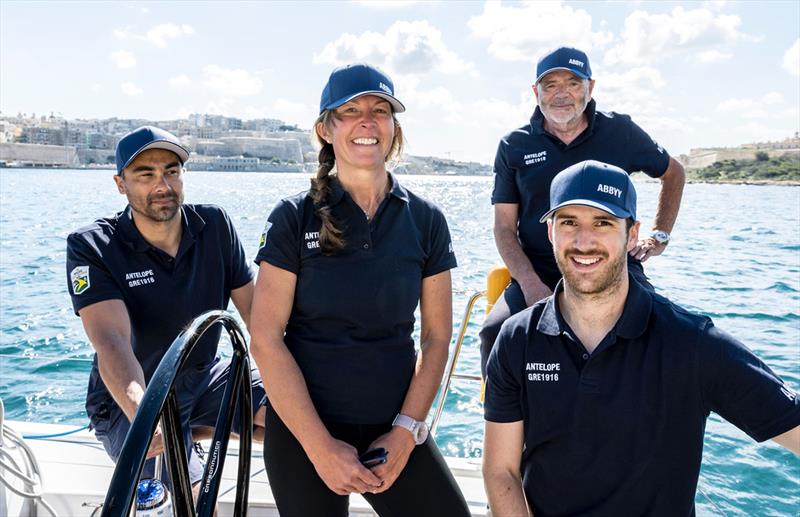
left=70, top=265, right=90, bottom=295
left=258, top=221, right=273, bottom=250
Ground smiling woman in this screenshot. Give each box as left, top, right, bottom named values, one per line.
left=248, top=63, right=470, bottom=516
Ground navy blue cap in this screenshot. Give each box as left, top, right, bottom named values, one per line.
left=540, top=160, right=637, bottom=222
left=535, top=47, right=592, bottom=84
left=116, top=126, right=190, bottom=175
left=319, top=63, right=405, bottom=114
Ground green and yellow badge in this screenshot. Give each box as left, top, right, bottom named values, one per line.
left=71, top=265, right=90, bottom=295
left=259, top=221, right=272, bottom=250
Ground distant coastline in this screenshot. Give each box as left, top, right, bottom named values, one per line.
left=684, top=153, right=799, bottom=186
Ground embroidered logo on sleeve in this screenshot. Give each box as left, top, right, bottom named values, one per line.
left=71, top=266, right=90, bottom=295
left=259, top=221, right=273, bottom=250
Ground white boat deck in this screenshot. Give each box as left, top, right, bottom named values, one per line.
left=4, top=420, right=489, bottom=516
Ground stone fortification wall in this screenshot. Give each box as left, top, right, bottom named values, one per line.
left=194, top=140, right=227, bottom=155
left=0, top=143, right=79, bottom=166
left=217, top=137, right=303, bottom=162
left=77, top=148, right=116, bottom=165
left=264, top=131, right=314, bottom=154
left=683, top=148, right=799, bottom=169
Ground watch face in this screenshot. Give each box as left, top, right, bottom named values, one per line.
left=652, top=231, right=669, bottom=244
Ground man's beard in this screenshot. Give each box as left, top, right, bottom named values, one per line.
left=556, top=247, right=626, bottom=297
left=541, top=88, right=591, bottom=126
left=131, top=191, right=183, bottom=222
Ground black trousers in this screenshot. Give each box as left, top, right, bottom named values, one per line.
left=478, top=263, right=654, bottom=378
left=263, top=406, right=471, bottom=517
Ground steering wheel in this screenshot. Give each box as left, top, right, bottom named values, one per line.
left=101, top=310, right=253, bottom=517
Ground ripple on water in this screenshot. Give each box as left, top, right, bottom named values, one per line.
left=768, top=281, right=800, bottom=293
left=704, top=311, right=800, bottom=323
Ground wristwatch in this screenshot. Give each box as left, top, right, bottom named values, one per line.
left=650, top=230, right=670, bottom=245
left=392, top=414, right=429, bottom=445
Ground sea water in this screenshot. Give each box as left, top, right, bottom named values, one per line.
left=1, top=169, right=798, bottom=515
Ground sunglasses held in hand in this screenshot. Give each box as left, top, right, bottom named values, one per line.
left=359, top=447, right=388, bottom=468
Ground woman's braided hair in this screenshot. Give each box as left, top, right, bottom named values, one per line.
left=310, top=107, right=404, bottom=254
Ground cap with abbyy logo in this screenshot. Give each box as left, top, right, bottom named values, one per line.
left=115, top=126, right=190, bottom=175
left=539, top=160, right=637, bottom=223
left=319, top=63, right=405, bottom=114
left=535, top=47, right=592, bottom=84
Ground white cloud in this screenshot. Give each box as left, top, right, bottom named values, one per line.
left=715, top=92, right=789, bottom=120
left=702, top=0, right=728, bottom=11
left=111, top=50, right=136, bottom=69
left=595, top=67, right=666, bottom=116
left=204, top=98, right=235, bottom=115
left=782, top=39, right=800, bottom=77
left=202, top=65, right=263, bottom=96
left=580, top=66, right=685, bottom=142
left=168, top=74, right=192, bottom=88
left=762, top=92, right=784, bottom=105
left=113, top=24, right=194, bottom=48
left=604, top=6, right=753, bottom=66
left=468, top=1, right=613, bottom=62
left=314, top=20, right=477, bottom=77
left=121, top=82, right=143, bottom=96
left=398, top=74, right=532, bottom=130
left=146, top=24, right=195, bottom=47
left=731, top=121, right=796, bottom=142
left=694, top=49, right=732, bottom=63
left=353, top=0, right=421, bottom=7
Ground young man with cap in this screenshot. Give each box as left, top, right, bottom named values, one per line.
left=480, top=46, right=686, bottom=377
left=482, top=160, right=799, bottom=516
left=66, top=126, right=266, bottom=488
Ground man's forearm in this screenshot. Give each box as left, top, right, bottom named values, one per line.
left=653, top=158, right=685, bottom=233
left=97, top=351, right=147, bottom=422
left=485, top=471, right=530, bottom=517
left=496, top=227, right=538, bottom=285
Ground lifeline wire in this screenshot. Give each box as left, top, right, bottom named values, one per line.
left=0, top=398, right=59, bottom=517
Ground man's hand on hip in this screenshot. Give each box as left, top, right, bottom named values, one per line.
left=520, top=277, right=552, bottom=307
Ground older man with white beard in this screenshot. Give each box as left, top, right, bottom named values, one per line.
left=479, top=46, right=686, bottom=377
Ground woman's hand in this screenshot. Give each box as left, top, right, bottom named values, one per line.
left=308, top=438, right=383, bottom=495
left=365, top=426, right=416, bottom=493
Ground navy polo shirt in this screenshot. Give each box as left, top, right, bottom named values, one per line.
left=66, top=204, right=254, bottom=416
left=492, top=99, right=671, bottom=289
left=484, top=275, right=800, bottom=516
left=255, top=173, right=457, bottom=424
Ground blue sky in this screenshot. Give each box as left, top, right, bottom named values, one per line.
left=1, top=1, right=798, bottom=164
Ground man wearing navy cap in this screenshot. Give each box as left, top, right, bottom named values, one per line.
left=482, top=160, right=799, bottom=516
left=480, top=46, right=686, bottom=377
left=66, top=126, right=266, bottom=489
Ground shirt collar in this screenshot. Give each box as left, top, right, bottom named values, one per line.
left=536, top=271, right=653, bottom=339
left=387, top=172, right=410, bottom=203
left=530, top=98, right=598, bottom=138
left=116, top=204, right=204, bottom=252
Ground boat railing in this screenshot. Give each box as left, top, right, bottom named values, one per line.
left=431, top=266, right=510, bottom=437
left=101, top=310, right=253, bottom=517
